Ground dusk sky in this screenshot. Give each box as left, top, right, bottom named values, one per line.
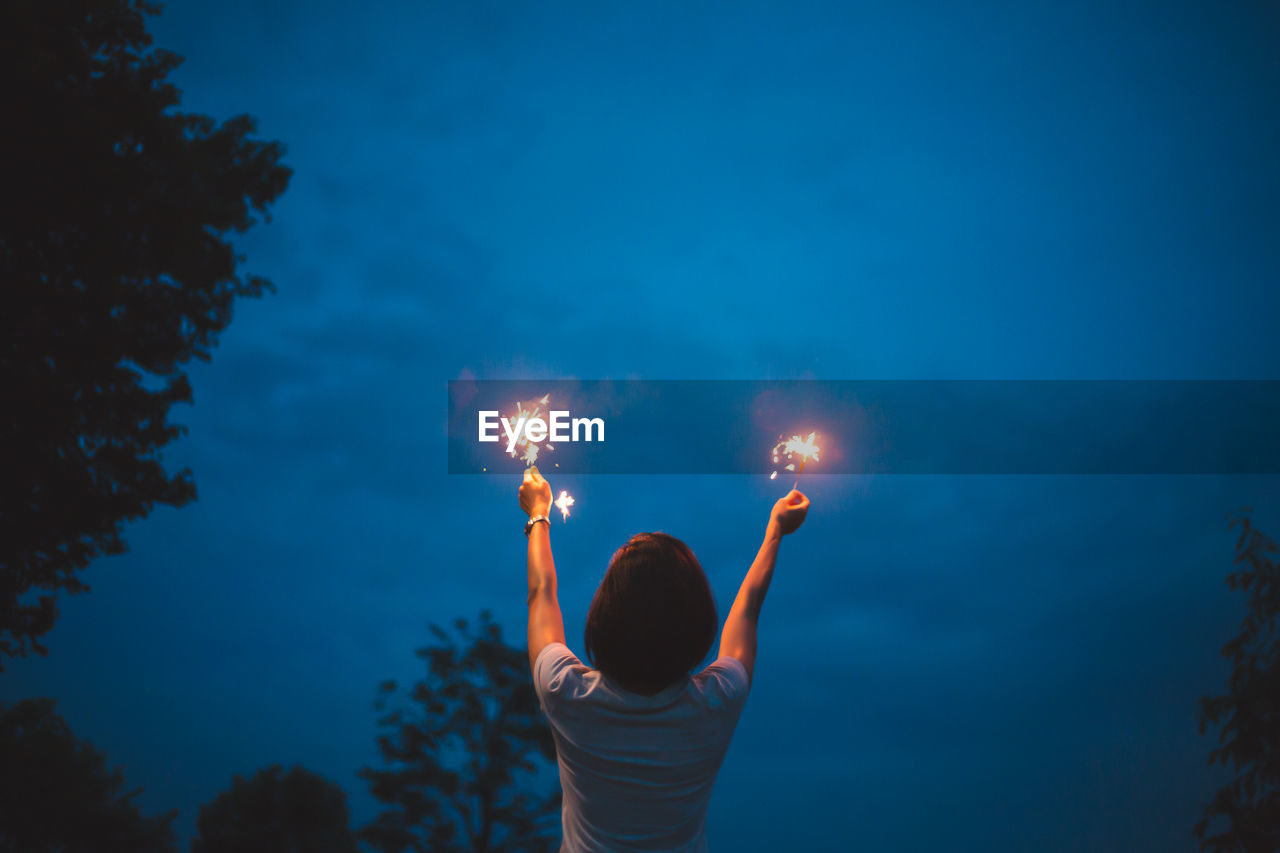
left=5, top=1, right=1280, bottom=850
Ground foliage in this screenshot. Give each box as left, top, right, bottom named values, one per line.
left=0, top=0, right=291, bottom=666
left=359, top=611, right=561, bottom=853
left=1195, top=510, right=1280, bottom=852
left=192, top=764, right=360, bottom=853
left=0, top=697, right=178, bottom=852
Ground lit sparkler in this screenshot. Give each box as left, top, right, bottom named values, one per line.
left=503, top=394, right=578, bottom=521
left=502, top=393, right=554, bottom=467
left=771, top=432, right=820, bottom=489
left=554, top=489, right=575, bottom=522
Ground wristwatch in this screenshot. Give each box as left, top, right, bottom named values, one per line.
left=525, top=515, right=550, bottom=537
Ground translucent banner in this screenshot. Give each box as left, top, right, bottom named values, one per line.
left=447, top=380, right=1280, bottom=474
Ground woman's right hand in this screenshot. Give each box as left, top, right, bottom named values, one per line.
left=519, top=466, right=553, bottom=518
left=768, top=489, right=810, bottom=538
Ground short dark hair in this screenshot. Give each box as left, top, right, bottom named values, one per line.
left=584, top=532, right=718, bottom=694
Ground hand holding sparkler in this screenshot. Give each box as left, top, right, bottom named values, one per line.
left=767, top=489, right=810, bottom=539
left=519, top=466, right=552, bottom=518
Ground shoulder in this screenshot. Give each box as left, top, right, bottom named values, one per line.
left=533, top=642, right=587, bottom=703
left=692, top=655, right=751, bottom=713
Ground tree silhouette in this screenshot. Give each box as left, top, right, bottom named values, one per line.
left=359, top=611, right=561, bottom=853
left=0, top=0, right=291, bottom=667
left=0, top=697, right=178, bottom=852
left=1195, top=510, right=1280, bottom=852
left=191, top=764, right=360, bottom=853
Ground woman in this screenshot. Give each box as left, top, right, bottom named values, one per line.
left=520, top=465, right=810, bottom=852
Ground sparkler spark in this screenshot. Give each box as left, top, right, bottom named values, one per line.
left=771, top=432, right=820, bottom=485
left=501, top=393, right=555, bottom=467
left=554, top=489, right=575, bottom=522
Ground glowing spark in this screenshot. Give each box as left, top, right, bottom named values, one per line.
left=771, top=432, right=820, bottom=484
left=499, top=394, right=556, bottom=467
left=555, top=490, right=575, bottom=522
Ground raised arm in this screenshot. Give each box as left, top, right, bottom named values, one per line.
left=719, top=489, right=809, bottom=685
left=520, top=466, right=566, bottom=674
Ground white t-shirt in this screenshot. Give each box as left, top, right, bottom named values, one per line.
left=533, top=642, right=751, bottom=853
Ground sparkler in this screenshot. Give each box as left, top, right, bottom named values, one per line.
left=506, top=395, right=579, bottom=522
left=771, top=431, right=820, bottom=490
left=554, top=489, right=575, bottom=522
left=503, top=393, right=554, bottom=467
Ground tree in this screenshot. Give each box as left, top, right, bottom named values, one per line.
left=1195, top=510, right=1280, bottom=852
left=0, top=697, right=178, bottom=852
left=191, top=764, right=360, bottom=853
left=359, top=611, right=562, bottom=853
left=0, top=0, right=291, bottom=667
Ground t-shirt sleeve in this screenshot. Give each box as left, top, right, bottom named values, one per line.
left=696, top=655, right=751, bottom=717
left=533, top=641, right=583, bottom=713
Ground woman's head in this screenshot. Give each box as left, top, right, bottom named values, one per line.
left=584, top=532, right=718, bottom=694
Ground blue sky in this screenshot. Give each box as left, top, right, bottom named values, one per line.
left=5, top=0, right=1280, bottom=850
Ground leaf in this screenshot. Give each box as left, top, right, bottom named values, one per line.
left=1196, top=514, right=1280, bottom=848
left=361, top=611, right=560, bottom=851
